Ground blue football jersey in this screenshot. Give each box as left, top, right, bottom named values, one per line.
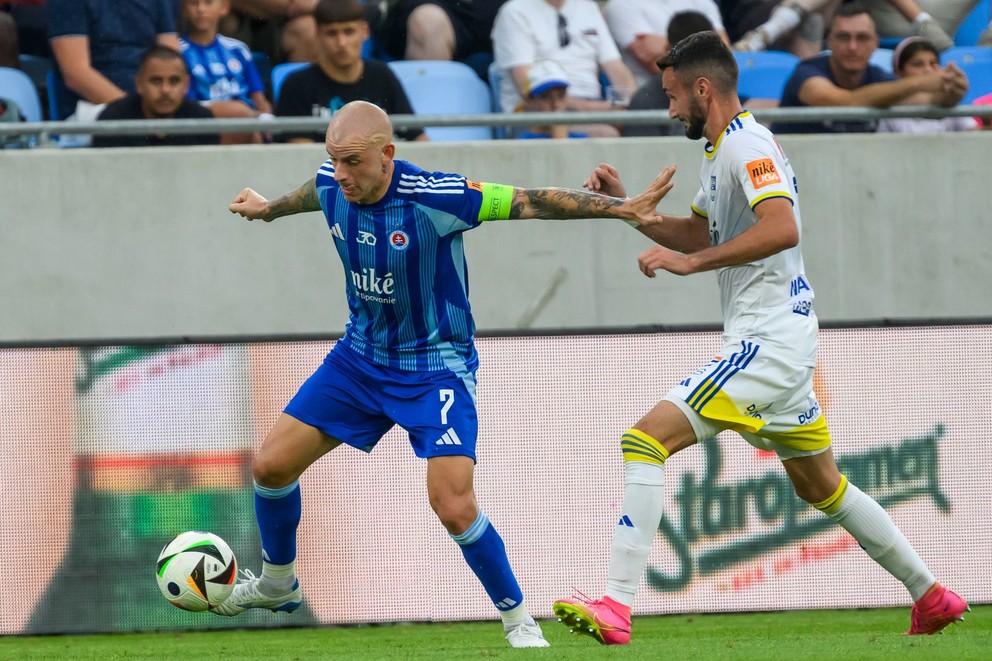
left=179, top=35, right=264, bottom=105
left=315, top=159, right=513, bottom=372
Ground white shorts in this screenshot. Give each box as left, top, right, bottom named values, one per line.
left=664, top=339, right=831, bottom=459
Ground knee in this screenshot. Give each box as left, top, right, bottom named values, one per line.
left=429, top=492, right=477, bottom=533
left=251, top=450, right=298, bottom=489
left=407, top=4, right=449, bottom=42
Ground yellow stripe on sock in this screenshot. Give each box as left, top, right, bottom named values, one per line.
left=812, top=475, right=849, bottom=514
left=620, top=428, right=670, bottom=465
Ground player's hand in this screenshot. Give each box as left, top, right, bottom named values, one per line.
left=638, top=245, right=693, bottom=277
left=584, top=163, right=627, bottom=198
left=621, top=164, right=677, bottom=226
left=229, top=188, right=273, bottom=221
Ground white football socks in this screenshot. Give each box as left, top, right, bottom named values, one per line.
left=825, top=481, right=935, bottom=601
left=605, top=461, right=665, bottom=607
left=761, top=4, right=806, bottom=44
left=259, top=560, right=297, bottom=596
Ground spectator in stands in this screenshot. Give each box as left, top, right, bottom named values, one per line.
left=1, top=0, right=47, bottom=58
left=0, top=10, right=19, bottom=68
left=729, top=1, right=842, bottom=58
left=877, top=36, right=979, bottom=132
left=275, top=0, right=425, bottom=143
left=777, top=2, right=968, bottom=133
left=93, top=45, right=220, bottom=148
left=604, top=0, right=729, bottom=89
left=383, top=0, right=506, bottom=74
left=624, top=10, right=715, bottom=138
left=180, top=0, right=274, bottom=144
left=861, top=0, right=981, bottom=51
left=491, top=0, right=637, bottom=138
left=516, top=59, right=587, bottom=139
left=47, top=0, right=180, bottom=123
left=227, top=0, right=320, bottom=62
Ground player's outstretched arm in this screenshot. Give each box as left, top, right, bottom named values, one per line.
left=509, top=165, right=677, bottom=225
left=229, top=178, right=320, bottom=222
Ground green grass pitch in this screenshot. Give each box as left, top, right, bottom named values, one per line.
left=2, top=606, right=988, bottom=660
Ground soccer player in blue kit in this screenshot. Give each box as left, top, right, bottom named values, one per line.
left=218, top=100, right=677, bottom=647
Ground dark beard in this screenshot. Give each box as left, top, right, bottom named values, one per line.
left=683, top=113, right=705, bottom=140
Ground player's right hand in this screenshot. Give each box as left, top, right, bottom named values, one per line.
left=229, top=188, right=272, bottom=222
left=584, top=163, right=627, bottom=198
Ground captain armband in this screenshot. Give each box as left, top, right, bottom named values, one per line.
left=476, top=182, right=514, bottom=221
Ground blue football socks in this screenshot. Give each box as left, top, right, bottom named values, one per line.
left=451, top=511, right=524, bottom=613
left=254, top=480, right=301, bottom=567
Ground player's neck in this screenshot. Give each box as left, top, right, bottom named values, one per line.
left=185, top=27, right=218, bottom=46
left=321, top=58, right=364, bottom=84
left=704, top=98, right=745, bottom=144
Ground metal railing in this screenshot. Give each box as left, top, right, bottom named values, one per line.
left=1, top=105, right=991, bottom=142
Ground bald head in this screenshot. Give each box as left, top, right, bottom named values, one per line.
left=326, top=100, right=394, bottom=150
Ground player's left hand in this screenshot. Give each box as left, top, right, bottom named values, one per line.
left=622, top=164, right=676, bottom=226
left=638, top=245, right=693, bottom=277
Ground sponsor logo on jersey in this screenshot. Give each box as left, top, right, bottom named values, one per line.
left=746, top=158, right=781, bottom=189
left=389, top=230, right=410, bottom=251
left=351, top=268, right=396, bottom=303
left=357, top=230, right=377, bottom=245
left=466, top=179, right=483, bottom=192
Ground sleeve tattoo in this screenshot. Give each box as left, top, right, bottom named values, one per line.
left=509, top=188, right=626, bottom=220
left=267, top=178, right=321, bottom=219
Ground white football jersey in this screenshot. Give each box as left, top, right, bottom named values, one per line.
left=690, top=111, right=817, bottom=365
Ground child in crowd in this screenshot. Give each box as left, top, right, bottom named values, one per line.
left=180, top=0, right=274, bottom=143
left=516, top=60, right=588, bottom=140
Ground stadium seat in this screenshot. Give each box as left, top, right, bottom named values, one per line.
left=0, top=66, right=43, bottom=122
left=270, top=62, right=309, bottom=104
left=942, top=46, right=992, bottom=103
left=486, top=61, right=508, bottom=139
left=387, top=60, right=493, bottom=141
left=869, top=47, right=896, bottom=72
left=734, top=51, right=800, bottom=101
left=954, top=0, right=990, bottom=47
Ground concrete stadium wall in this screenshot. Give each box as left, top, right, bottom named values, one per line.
left=1, top=133, right=989, bottom=343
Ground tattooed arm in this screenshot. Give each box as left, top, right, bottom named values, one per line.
left=229, top=178, right=320, bottom=222
left=508, top=165, right=677, bottom=227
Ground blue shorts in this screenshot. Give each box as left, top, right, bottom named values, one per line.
left=284, top=344, right=479, bottom=460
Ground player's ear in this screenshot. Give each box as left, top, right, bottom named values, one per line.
left=382, top=142, right=396, bottom=161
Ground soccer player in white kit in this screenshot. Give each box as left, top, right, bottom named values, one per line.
left=553, top=30, right=968, bottom=644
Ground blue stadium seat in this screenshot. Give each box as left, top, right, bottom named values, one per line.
left=734, top=51, right=800, bottom=101
left=942, top=46, right=992, bottom=102
left=869, top=47, right=896, bottom=73
left=486, top=60, right=507, bottom=139
left=270, top=62, right=309, bottom=104
left=0, top=66, right=43, bottom=122
left=954, top=0, right=990, bottom=47
left=388, top=60, right=493, bottom=141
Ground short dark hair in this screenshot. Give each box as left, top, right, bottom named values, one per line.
left=657, top=30, right=738, bottom=95
left=828, top=1, right=875, bottom=33
left=666, top=11, right=715, bottom=46
left=314, top=0, right=367, bottom=26
left=138, top=45, right=186, bottom=72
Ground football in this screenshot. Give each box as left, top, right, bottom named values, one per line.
left=156, top=531, right=237, bottom=612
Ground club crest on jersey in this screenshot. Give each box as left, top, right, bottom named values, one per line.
left=746, top=158, right=781, bottom=189
left=389, top=230, right=410, bottom=251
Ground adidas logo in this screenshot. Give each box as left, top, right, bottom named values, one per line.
left=330, top=223, right=344, bottom=241
left=618, top=515, right=634, bottom=528
left=435, top=428, right=462, bottom=446
left=496, top=597, right=519, bottom=609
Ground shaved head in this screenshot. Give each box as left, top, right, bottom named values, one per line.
left=325, top=101, right=397, bottom=205
left=326, top=100, right=394, bottom=151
